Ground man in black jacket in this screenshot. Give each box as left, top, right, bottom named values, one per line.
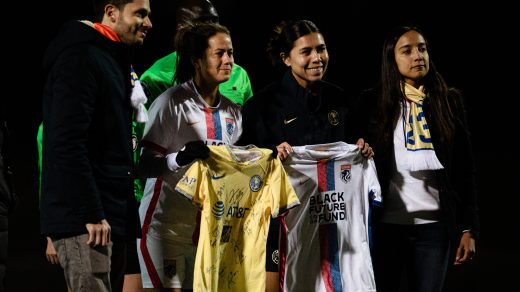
left=40, top=1, right=152, bottom=291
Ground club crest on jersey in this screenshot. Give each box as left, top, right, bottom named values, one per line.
left=132, top=134, right=138, bottom=152
left=340, top=164, right=352, bottom=183
left=249, top=175, right=263, bottom=192
left=272, top=249, right=279, bottom=265
left=226, top=118, right=235, bottom=135
left=328, top=110, right=340, bottom=126
left=212, top=201, right=225, bottom=220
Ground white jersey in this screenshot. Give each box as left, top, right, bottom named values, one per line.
left=280, top=142, right=381, bottom=292
left=138, top=80, right=242, bottom=288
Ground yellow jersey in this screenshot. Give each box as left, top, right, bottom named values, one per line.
left=176, top=145, right=300, bottom=291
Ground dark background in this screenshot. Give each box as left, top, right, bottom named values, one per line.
left=5, top=0, right=516, bottom=291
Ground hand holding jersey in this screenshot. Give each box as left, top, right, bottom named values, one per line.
left=355, top=138, right=374, bottom=158
left=137, top=22, right=243, bottom=289
left=176, top=141, right=210, bottom=166
left=275, top=138, right=374, bottom=161
left=274, top=142, right=293, bottom=161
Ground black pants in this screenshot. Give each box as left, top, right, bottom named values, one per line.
left=372, top=222, right=449, bottom=292
left=0, top=230, right=6, bottom=292
left=110, top=235, right=127, bottom=292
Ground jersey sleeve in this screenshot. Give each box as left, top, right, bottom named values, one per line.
left=141, top=93, right=177, bottom=152
left=365, top=158, right=382, bottom=206
left=175, top=160, right=207, bottom=208
left=266, top=157, right=300, bottom=218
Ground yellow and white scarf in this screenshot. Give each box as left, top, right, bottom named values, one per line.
left=402, top=82, right=443, bottom=171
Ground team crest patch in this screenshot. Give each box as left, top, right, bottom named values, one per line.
left=249, top=175, right=263, bottom=192
left=328, top=110, right=340, bottom=126
left=340, top=164, right=352, bottom=183
left=226, top=118, right=235, bottom=135
left=272, top=249, right=279, bottom=265
left=212, top=201, right=225, bottom=220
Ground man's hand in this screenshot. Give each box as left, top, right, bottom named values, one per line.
left=45, top=237, right=60, bottom=265
left=85, top=219, right=111, bottom=247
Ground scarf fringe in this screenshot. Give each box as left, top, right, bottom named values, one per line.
left=131, top=79, right=148, bottom=122
left=402, top=149, right=444, bottom=171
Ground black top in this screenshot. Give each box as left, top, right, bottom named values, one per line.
left=41, top=21, right=139, bottom=238
left=239, top=70, right=357, bottom=148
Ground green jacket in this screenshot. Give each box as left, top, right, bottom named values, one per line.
left=140, top=51, right=253, bottom=106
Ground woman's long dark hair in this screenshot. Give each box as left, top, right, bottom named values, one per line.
left=377, top=25, right=455, bottom=148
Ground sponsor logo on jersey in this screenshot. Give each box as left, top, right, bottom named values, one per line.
left=340, top=164, right=352, bottom=183
left=283, top=116, right=298, bottom=125
left=299, top=177, right=312, bottom=185
left=211, top=174, right=225, bottom=180
left=249, top=175, right=263, bottom=192
left=212, top=201, right=225, bottom=220
left=328, top=110, right=340, bottom=126
left=205, top=139, right=226, bottom=146
left=309, top=191, right=347, bottom=224
left=226, top=206, right=250, bottom=218
left=226, top=118, right=235, bottom=135
left=180, top=175, right=197, bottom=188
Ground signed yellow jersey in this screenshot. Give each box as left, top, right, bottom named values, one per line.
left=176, top=145, right=299, bottom=291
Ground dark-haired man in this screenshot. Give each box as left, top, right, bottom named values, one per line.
left=40, top=1, right=152, bottom=291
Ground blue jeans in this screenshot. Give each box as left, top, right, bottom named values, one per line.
left=372, top=222, right=449, bottom=292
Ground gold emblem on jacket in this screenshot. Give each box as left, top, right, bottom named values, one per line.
left=328, top=110, right=339, bottom=125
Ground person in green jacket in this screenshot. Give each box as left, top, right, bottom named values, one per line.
left=140, top=0, right=253, bottom=106
left=38, top=1, right=253, bottom=290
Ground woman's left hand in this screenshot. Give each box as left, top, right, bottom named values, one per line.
left=356, top=138, right=374, bottom=158
left=454, top=232, right=476, bottom=265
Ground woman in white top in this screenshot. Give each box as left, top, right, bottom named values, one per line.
left=137, top=22, right=242, bottom=291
